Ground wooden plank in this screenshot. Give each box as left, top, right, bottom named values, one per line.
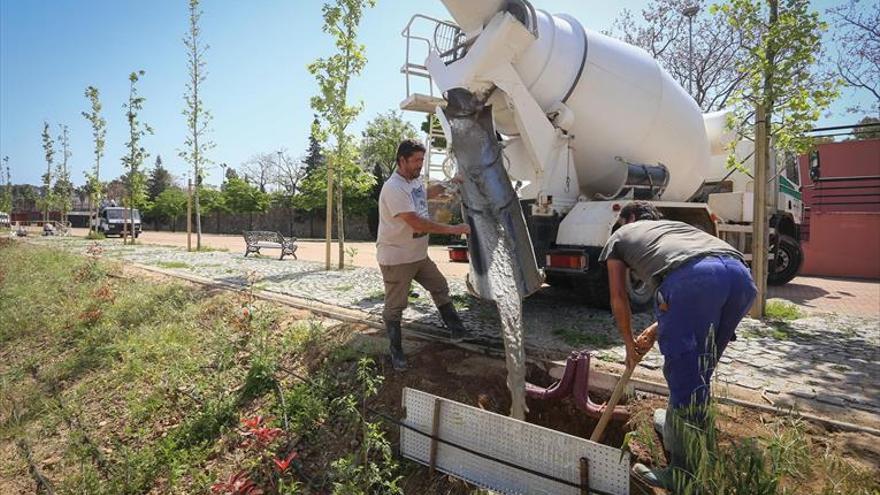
left=429, top=398, right=442, bottom=474
left=579, top=457, right=590, bottom=495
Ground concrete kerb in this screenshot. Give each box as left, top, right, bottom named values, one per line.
left=131, top=262, right=880, bottom=438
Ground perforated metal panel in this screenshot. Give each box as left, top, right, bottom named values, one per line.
left=400, top=388, right=630, bottom=495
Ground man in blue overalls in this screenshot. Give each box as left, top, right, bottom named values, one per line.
left=599, top=201, right=757, bottom=489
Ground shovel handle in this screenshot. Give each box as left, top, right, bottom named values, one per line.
left=589, top=363, right=635, bottom=443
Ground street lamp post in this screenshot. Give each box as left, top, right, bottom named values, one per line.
left=682, top=5, right=700, bottom=99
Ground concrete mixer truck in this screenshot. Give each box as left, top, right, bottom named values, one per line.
left=399, top=0, right=804, bottom=308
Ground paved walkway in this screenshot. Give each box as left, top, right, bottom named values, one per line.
left=68, top=228, right=880, bottom=316
left=770, top=275, right=879, bottom=317
left=30, top=236, right=880, bottom=427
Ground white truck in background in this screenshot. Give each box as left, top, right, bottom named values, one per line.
left=400, top=0, right=804, bottom=308
left=94, top=205, right=142, bottom=238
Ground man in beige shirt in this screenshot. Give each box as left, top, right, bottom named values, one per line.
left=378, top=139, right=471, bottom=370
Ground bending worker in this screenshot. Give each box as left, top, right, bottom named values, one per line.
left=377, top=139, right=471, bottom=370
left=599, top=200, right=757, bottom=489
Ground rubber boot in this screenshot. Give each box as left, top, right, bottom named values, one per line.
left=653, top=408, right=667, bottom=439
left=438, top=302, right=467, bottom=343
left=654, top=408, right=671, bottom=457
left=386, top=320, right=407, bottom=371
left=632, top=463, right=674, bottom=489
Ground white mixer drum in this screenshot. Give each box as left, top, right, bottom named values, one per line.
left=491, top=6, right=711, bottom=201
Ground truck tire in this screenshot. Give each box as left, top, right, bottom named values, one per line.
left=569, top=267, right=653, bottom=312
left=625, top=269, right=655, bottom=313
left=768, top=234, right=802, bottom=285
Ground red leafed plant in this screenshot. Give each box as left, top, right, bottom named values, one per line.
left=210, top=470, right=264, bottom=495
left=273, top=451, right=299, bottom=473
left=213, top=415, right=300, bottom=494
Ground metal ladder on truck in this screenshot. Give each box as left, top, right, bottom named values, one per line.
left=399, top=14, right=470, bottom=181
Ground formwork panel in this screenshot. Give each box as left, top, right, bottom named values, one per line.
left=400, top=387, right=630, bottom=495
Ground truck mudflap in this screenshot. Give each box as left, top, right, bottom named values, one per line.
left=444, top=88, right=543, bottom=300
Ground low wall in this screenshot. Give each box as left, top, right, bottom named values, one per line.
left=151, top=208, right=374, bottom=241
left=801, top=211, right=880, bottom=279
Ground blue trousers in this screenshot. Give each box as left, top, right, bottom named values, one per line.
left=655, top=255, right=757, bottom=410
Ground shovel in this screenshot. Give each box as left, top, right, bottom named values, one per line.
left=590, top=324, right=657, bottom=443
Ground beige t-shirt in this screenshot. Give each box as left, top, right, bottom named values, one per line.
left=376, top=172, right=430, bottom=266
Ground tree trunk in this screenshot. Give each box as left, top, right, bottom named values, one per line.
left=325, top=156, right=334, bottom=270
left=750, top=0, right=778, bottom=318
left=337, top=164, right=344, bottom=270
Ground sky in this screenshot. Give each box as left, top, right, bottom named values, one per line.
left=0, top=0, right=870, bottom=188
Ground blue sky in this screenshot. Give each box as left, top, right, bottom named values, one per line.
left=0, top=0, right=869, bottom=187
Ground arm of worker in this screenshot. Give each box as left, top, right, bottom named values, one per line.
left=426, top=183, right=448, bottom=199
left=397, top=211, right=471, bottom=236
left=426, top=175, right=463, bottom=200
left=607, top=258, right=641, bottom=369
left=634, top=322, right=658, bottom=354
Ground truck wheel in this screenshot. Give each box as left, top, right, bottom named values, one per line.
left=768, top=234, right=802, bottom=285
left=625, top=269, right=655, bottom=313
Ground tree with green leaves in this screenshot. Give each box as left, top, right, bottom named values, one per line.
left=0, top=156, right=11, bottom=213
left=121, top=70, right=153, bottom=244
left=361, top=111, right=419, bottom=235
left=40, top=122, right=56, bottom=222
left=715, top=0, right=838, bottom=316
left=198, top=186, right=228, bottom=232
left=181, top=0, right=215, bottom=250
left=362, top=111, right=419, bottom=181
left=82, top=85, right=107, bottom=235
left=147, top=155, right=173, bottom=202
left=304, top=116, right=325, bottom=176
left=153, top=187, right=188, bottom=232
left=294, top=160, right=374, bottom=216
left=308, top=0, right=376, bottom=270
left=223, top=176, right=269, bottom=230
left=54, top=124, right=74, bottom=225
left=853, top=116, right=880, bottom=140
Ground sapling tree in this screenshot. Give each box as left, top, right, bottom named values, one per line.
left=308, top=0, right=376, bottom=269
left=40, top=122, right=55, bottom=222
left=82, top=86, right=107, bottom=235
left=121, top=70, right=152, bottom=244
left=180, top=0, right=215, bottom=250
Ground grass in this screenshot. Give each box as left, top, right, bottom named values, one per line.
left=765, top=299, right=804, bottom=321
left=155, top=260, right=192, bottom=270
left=194, top=246, right=229, bottom=253
left=0, top=239, right=405, bottom=494
left=553, top=326, right=616, bottom=348
left=742, top=321, right=805, bottom=341
left=622, top=370, right=879, bottom=495
left=334, top=283, right=354, bottom=292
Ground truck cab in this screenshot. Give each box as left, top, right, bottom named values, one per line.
left=95, top=207, right=142, bottom=237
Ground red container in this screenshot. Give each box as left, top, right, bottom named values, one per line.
left=447, top=245, right=469, bottom=263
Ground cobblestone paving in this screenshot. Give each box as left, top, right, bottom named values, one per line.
left=32, top=237, right=880, bottom=419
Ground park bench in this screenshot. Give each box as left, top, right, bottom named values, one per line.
left=243, top=230, right=298, bottom=260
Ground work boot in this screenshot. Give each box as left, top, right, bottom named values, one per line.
left=632, top=463, right=674, bottom=489
left=386, top=320, right=407, bottom=371
left=654, top=408, right=667, bottom=439
left=438, top=302, right=467, bottom=343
